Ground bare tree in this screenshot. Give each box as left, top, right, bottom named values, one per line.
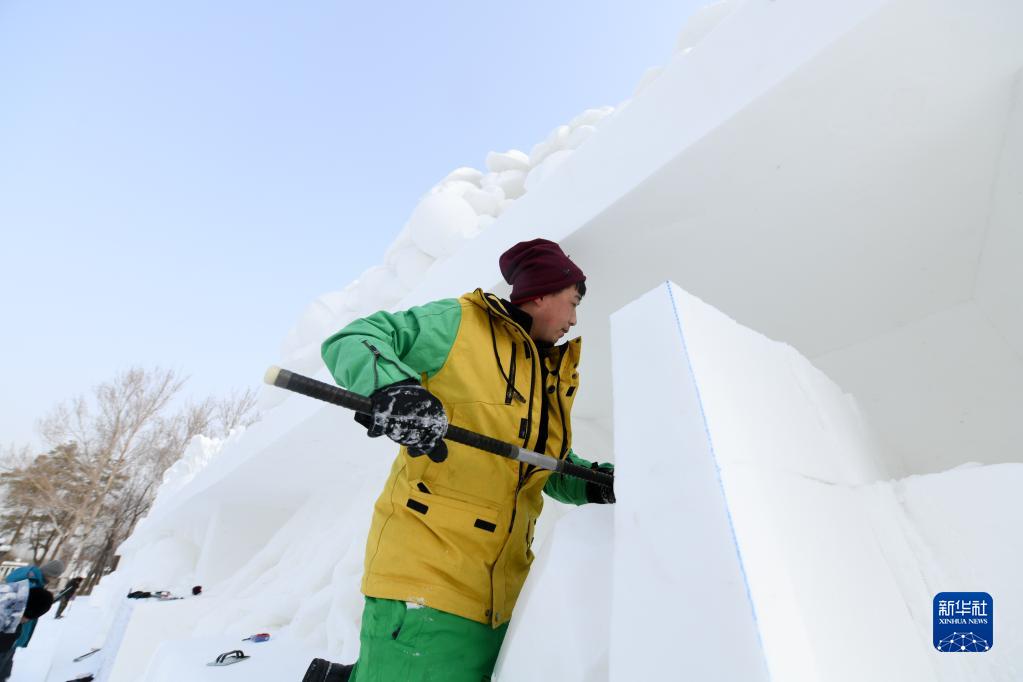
left=2, top=368, right=260, bottom=580
left=35, top=368, right=184, bottom=574
left=0, top=443, right=87, bottom=560
left=76, top=388, right=259, bottom=585
left=214, top=388, right=260, bottom=435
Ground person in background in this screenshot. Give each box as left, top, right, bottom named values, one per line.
left=54, top=576, right=84, bottom=619
left=1, top=559, right=64, bottom=680
left=0, top=586, right=55, bottom=681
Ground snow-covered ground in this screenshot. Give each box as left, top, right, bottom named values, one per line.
left=10, top=595, right=319, bottom=681
left=10, top=597, right=106, bottom=682
left=21, top=0, right=1021, bottom=679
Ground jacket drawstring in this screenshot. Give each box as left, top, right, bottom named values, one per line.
left=486, top=309, right=524, bottom=404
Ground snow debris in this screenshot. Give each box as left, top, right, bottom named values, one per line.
left=408, top=193, right=478, bottom=259
left=485, top=150, right=530, bottom=173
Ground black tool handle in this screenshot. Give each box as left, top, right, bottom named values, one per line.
left=265, top=366, right=613, bottom=488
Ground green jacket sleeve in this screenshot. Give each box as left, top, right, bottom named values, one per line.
left=321, top=299, right=462, bottom=396
left=542, top=449, right=614, bottom=505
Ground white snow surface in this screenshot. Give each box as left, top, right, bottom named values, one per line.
left=149, top=429, right=244, bottom=512
left=603, top=284, right=1020, bottom=680
left=36, top=0, right=1022, bottom=679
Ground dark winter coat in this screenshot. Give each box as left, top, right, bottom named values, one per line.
left=5, top=566, right=45, bottom=648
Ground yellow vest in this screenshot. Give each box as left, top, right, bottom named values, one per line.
left=361, top=289, right=581, bottom=627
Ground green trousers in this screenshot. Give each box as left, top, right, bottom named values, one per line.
left=350, top=597, right=509, bottom=682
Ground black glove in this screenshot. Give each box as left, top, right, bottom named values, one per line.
left=355, top=380, right=449, bottom=462
left=585, top=462, right=615, bottom=504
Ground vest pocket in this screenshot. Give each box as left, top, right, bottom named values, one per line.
left=407, top=480, right=502, bottom=546
left=368, top=480, right=506, bottom=607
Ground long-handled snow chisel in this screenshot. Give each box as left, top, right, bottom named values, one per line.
left=72, top=648, right=101, bottom=663
left=264, top=366, right=614, bottom=489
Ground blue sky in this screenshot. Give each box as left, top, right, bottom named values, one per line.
left=0, top=1, right=699, bottom=450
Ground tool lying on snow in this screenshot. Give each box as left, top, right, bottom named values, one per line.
left=154, top=590, right=183, bottom=601
left=242, top=632, right=270, bottom=642
left=72, top=648, right=100, bottom=662
left=207, top=650, right=250, bottom=667
left=126, top=590, right=181, bottom=601
left=264, top=366, right=614, bottom=489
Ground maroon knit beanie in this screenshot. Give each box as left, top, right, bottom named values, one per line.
left=499, top=238, right=586, bottom=305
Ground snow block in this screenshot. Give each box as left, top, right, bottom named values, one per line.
left=194, top=502, right=291, bottom=587
left=610, top=283, right=965, bottom=681
left=494, top=506, right=613, bottom=681
left=107, top=600, right=208, bottom=682
left=609, top=282, right=771, bottom=682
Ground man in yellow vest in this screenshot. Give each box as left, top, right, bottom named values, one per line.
left=311, top=238, right=614, bottom=682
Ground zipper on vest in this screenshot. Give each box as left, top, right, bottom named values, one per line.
left=522, top=335, right=537, bottom=448
left=553, top=346, right=571, bottom=461
left=505, top=343, right=520, bottom=405
left=555, top=377, right=570, bottom=461
left=524, top=347, right=571, bottom=482
left=508, top=473, right=524, bottom=532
